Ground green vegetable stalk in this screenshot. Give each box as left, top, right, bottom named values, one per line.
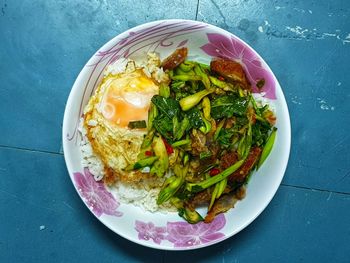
left=150, top=136, right=169, bottom=177
left=208, top=178, right=227, bottom=211
left=257, top=127, right=277, bottom=169
left=157, top=164, right=188, bottom=204
left=194, top=64, right=211, bottom=89
left=213, top=119, right=225, bottom=141
left=202, top=97, right=211, bottom=120
left=128, top=120, right=147, bottom=129
left=125, top=156, right=159, bottom=171
left=139, top=129, right=155, bottom=156
left=178, top=207, right=203, bottom=224
left=179, top=61, right=195, bottom=72
left=237, top=123, right=252, bottom=159
left=179, top=88, right=214, bottom=111
left=159, top=83, right=170, bottom=98
left=209, top=76, right=233, bottom=90
left=199, top=116, right=212, bottom=134
left=186, top=158, right=245, bottom=193
left=172, top=139, right=191, bottom=148
left=171, top=75, right=202, bottom=81
left=174, top=117, right=190, bottom=139
left=170, top=198, right=203, bottom=224
left=148, top=103, right=158, bottom=131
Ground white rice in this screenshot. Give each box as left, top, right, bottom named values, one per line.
left=79, top=119, right=105, bottom=181
left=79, top=120, right=175, bottom=213
left=79, top=53, right=175, bottom=213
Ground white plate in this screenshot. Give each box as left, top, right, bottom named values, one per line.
left=62, top=19, right=291, bottom=250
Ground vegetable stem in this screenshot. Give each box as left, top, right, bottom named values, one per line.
left=172, top=139, right=191, bottom=148
left=257, top=127, right=277, bottom=169
left=128, top=120, right=147, bottom=129
left=202, top=97, right=211, bottom=120
left=179, top=88, right=214, bottom=111
left=159, top=83, right=170, bottom=98
left=171, top=75, right=202, bottom=81
left=214, top=119, right=225, bottom=141
left=186, top=159, right=245, bottom=192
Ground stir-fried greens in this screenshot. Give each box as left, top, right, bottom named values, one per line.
left=127, top=48, right=277, bottom=224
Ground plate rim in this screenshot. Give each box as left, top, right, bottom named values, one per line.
left=62, top=18, right=291, bottom=251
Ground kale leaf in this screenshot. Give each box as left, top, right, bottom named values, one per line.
left=210, top=94, right=248, bottom=119
left=151, top=95, right=180, bottom=119
left=185, top=107, right=204, bottom=129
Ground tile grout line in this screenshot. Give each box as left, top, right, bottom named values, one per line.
left=0, top=144, right=63, bottom=156
left=281, top=183, right=350, bottom=196
left=195, top=0, right=200, bottom=20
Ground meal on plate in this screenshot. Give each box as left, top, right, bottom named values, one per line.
left=80, top=47, right=277, bottom=223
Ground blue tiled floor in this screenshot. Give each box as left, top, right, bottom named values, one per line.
left=1, top=0, right=349, bottom=262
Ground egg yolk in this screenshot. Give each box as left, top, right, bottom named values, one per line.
left=100, top=70, right=158, bottom=128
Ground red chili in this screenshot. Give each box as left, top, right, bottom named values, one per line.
left=145, top=151, right=153, bottom=156
left=218, top=76, right=225, bottom=81
left=162, top=138, right=174, bottom=155
left=209, top=168, right=220, bottom=176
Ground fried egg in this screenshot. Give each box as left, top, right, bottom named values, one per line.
left=98, top=69, right=159, bottom=128
left=83, top=65, right=160, bottom=185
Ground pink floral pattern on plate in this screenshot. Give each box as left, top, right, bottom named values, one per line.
left=135, top=221, right=167, bottom=245
left=135, top=213, right=226, bottom=248
left=74, top=168, right=123, bottom=217
left=201, top=33, right=276, bottom=99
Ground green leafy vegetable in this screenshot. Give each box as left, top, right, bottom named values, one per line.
left=185, top=108, right=204, bottom=129
left=127, top=53, right=277, bottom=224
left=199, top=151, right=212, bottom=159
left=211, top=94, right=249, bottom=119
left=151, top=95, right=180, bottom=119
left=153, top=116, right=173, bottom=140
left=217, top=128, right=235, bottom=147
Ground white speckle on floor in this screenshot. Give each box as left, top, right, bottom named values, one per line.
left=293, top=7, right=306, bottom=13
left=275, top=6, right=285, bottom=10
left=327, top=192, right=333, bottom=201
left=323, top=33, right=336, bottom=37
left=317, top=98, right=335, bottom=111
left=337, top=81, right=342, bottom=86
left=283, top=25, right=350, bottom=44
left=258, top=26, right=263, bottom=33
left=291, top=95, right=302, bottom=105
left=39, top=225, right=46, bottom=231
left=343, top=33, right=350, bottom=44
left=285, top=26, right=309, bottom=37
left=308, top=10, right=313, bottom=14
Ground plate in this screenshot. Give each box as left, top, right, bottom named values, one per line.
left=62, top=19, right=291, bottom=250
